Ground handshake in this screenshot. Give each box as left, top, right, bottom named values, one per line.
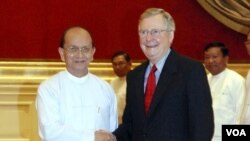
left=95, top=130, right=117, bottom=141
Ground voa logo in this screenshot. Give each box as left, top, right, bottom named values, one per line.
left=226, top=129, right=246, bottom=136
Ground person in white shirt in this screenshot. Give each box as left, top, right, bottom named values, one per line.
left=110, top=51, right=132, bottom=124
left=36, top=26, right=118, bottom=141
left=242, top=31, right=250, bottom=124
left=204, top=41, right=246, bottom=141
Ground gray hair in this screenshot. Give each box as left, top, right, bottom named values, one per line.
left=139, top=8, right=175, bottom=32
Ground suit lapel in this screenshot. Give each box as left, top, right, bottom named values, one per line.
left=146, top=50, right=179, bottom=117
left=135, top=62, right=148, bottom=119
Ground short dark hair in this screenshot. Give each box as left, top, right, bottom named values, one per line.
left=203, top=41, right=229, bottom=57
left=111, top=51, right=131, bottom=62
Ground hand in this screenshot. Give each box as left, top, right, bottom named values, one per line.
left=95, top=130, right=116, bottom=141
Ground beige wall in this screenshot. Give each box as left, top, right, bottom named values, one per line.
left=0, top=61, right=117, bottom=141
left=0, top=60, right=248, bottom=141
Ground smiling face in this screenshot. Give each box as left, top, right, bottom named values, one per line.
left=138, top=14, right=174, bottom=64
left=204, top=47, right=228, bottom=75
left=112, top=55, right=131, bottom=77
left=58, top=27, right=95, bottom=77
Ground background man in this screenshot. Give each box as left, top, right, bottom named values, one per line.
left=204, top=41, right=246, bottom=141
left=242, top=31, right=250, bottom=124
left=110, top=51, right=132, bottom=124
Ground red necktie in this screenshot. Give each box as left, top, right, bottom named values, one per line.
left=144, top=65, right=157, bottom=113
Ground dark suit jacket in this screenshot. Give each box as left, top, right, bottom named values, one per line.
left=113, top=50, right=214, bottom=141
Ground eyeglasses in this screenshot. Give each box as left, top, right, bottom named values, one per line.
left=138, top=28, right=168, bottom=38
left=65, top=46, right=92, bottom=55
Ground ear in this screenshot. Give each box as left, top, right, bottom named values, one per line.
left=168, top=31, right=174, bottom=44
left=225, top=56, right=229, bottom=64
left=90, top=47, right=96, bottom=62
left=58, top=47, right=65, bottom=62
left=128, top=60, right=132, bottom=67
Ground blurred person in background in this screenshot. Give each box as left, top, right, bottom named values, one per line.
left=242, top=31, right=250, bottom=124
left=110, top=51, right=132, bottom=124
left=204, top=41, right=246, bottom=141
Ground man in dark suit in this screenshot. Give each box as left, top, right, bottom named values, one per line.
left=112, top=8, right=214, bottom=141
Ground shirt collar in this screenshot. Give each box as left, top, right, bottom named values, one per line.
left=148, top=48, right=171, bottom=73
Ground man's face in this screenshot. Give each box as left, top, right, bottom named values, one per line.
left=138, top=14, right=174, bottom=64
left=245, top=33, right=250, bottom=56
left=59, top=28, right=95, bottom=77
left=112, top=55, right=131, bottom=77
left=204, top=47, right=228, bottom=75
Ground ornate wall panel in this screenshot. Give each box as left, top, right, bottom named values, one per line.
left=197, top=0, right=250, bottom=34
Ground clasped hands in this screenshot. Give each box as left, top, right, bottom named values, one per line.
left=95, top=130, right=117, bottom=141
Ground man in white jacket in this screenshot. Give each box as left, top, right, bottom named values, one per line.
left=204, top=41, right=246, bottom=141
left=110, top=51, right=131, bottom=124
left=36, top=26, right=118, bottom=141
left=242, top=31, right=250, bottom=124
